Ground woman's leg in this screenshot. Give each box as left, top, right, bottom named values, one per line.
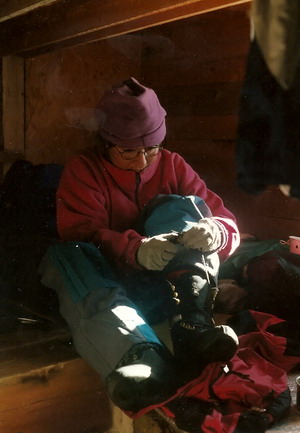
left=141, top=195, right=239, bottom=376
left=39, top=243, right=180, bottom=413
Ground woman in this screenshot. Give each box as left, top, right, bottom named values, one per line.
left=42, top=77, right=240, bottom=415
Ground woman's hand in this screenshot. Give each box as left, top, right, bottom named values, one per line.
left=178, top=218, right=222, bottom=252
left=137, top=233, right=178, bottom=270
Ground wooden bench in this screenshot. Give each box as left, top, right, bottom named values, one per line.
left=0, top=322, right=136, bottom=433
left=0, top=316, right=187, bottom=433
left=1, top=312, right=300, bottom=433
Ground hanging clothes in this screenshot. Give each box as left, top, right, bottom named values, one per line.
left=236, top=38, right=300, bottom=198
left=251, top=0, right=300, bottom=90
left=236, top=1, right=300, bottom=198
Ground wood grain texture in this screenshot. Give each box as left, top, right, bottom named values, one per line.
left=0, top=324, right=134, bottom=433
left=2, top=56, right=25, bottom=153
left=2, top=3, right=300, bottom=433
left=0, top=358, right=112, bottom=433
left=0, top=0, right=60, bottom=22
left=0, top=324, right=107, bottom=433
left=0, top=0, right=251, bottom=57
left=141, top=4, right=300, bottom=240
left=2, top=56, right=25, bottom=176
left=25, top=39, right=142, bottom=164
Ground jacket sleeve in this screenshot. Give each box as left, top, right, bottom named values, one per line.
left=56, top=156, right=143, bottom=272
left=174, top=154, right=240, bottom=261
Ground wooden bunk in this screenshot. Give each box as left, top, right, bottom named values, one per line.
left=1, top=1, right=300, bottom=432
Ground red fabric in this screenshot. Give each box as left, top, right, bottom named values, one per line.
left=245, top=251, right=300, bottom=321
left=247, top=310, right=284, bottom=331
left=239, top=311, right=300, bottom=373
left=126, top=311, right=300, bottom=433
left=57, top=147, right=239, bottom=271
left=202, top=411, right=240, bottom=433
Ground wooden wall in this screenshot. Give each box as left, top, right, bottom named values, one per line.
left=140, top=5, right=300, bottom=240
left=25, top=37, right=143, bottom=164
left=23, top=3, right=300, bottom=240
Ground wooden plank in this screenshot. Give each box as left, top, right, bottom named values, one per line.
left=2, top=56, right=25, bottom=175
left=0, top=325, right=133, bottom=433
left=0, top=357, right=113, bottom=433
left=222, top=184, right=300, bottom=239
left=166, top=115, right=239, bottom=140
left=0, top=328, right=74, bottom=378
left=2, top=56, right=25, bottom=153
left=142, top=6, right=250, bottom=67
left=235, top=211, right=300, bottom=240
left=0, top=0, right=61, bottom=22
left=0, top=0, right=251, bottom=57
left=157, top=82, right=243, bottom=117
left=24, top=38, right=142, bottom=164
left=167, top=139, right=300, bottom=240
left=143, top=56, right=248, bottom=87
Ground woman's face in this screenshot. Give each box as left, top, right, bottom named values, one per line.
left=107, top=145, right=160, bottom=172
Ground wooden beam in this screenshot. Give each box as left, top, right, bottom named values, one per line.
left=2, top=56, right=25, bottom=174
left=0, top=0, right=251, bottom=57
left=0, top=0, right=62, bottom=23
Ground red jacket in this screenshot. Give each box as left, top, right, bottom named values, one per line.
left=128, top=311, right=298, bottom=432
left=57, top=147, right=240, bottom=271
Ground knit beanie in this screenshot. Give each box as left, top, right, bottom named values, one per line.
left=96, top=77, right=166, bottom=148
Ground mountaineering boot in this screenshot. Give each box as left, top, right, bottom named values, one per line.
left=167, top=270, right=239, bottom=377
left=106, top=342, right=181, bottom=413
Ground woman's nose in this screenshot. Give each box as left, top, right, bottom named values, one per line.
left=136, top=151, right=148, bottom=163
left=133, top=151, right=148, bottom=170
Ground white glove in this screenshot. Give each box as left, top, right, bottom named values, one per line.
left=137, top=234, right=178, bottom=271
left=179, top=218, right=222, bottom=252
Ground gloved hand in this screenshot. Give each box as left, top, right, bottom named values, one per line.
left=178, top=218, right=222, bottom=252
left=137, top=234, right=178, bottom=271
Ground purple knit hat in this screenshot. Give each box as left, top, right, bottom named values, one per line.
left=96, top=77, right=166, bottom=148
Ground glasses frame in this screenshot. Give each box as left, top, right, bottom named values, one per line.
left=114, top=144, right=163, bottom=160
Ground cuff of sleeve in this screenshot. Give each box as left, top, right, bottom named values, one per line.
left=211, top=217, right=228, bottom=252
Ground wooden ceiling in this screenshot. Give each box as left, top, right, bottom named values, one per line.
left=0, top=0, right=251, bottom=57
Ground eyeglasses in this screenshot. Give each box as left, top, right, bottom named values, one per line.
left=114, top=145, right=163, bottom=160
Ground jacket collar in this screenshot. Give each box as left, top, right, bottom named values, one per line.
left=97, top=148, right=161, bottom=187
